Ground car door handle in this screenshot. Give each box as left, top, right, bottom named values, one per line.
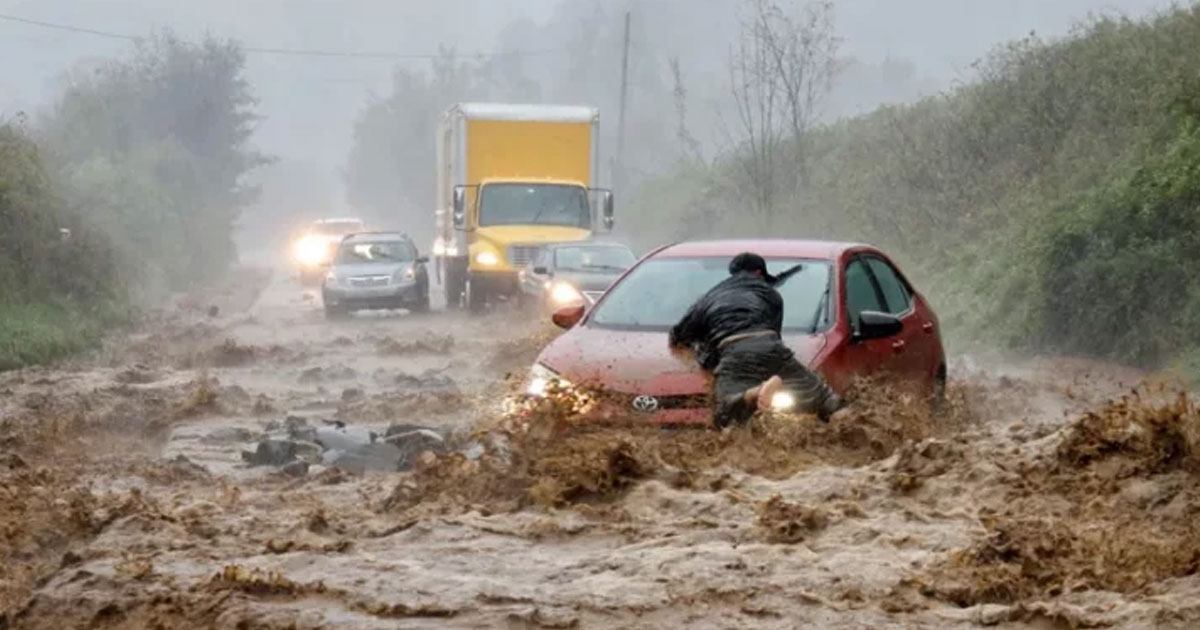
left=922, top=321, right=935, bottom=333
left=892, top=339, right=906, bottom=353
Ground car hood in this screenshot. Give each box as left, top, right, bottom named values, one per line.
left=551, top=270, right=624, bottom=292
left=537, top=326, right=827, bottom=396
left=331, top=262, right=411, bottom=277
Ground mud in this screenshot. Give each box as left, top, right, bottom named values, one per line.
left=2, top=267, right=1199, bottom=629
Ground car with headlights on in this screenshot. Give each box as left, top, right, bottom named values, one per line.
left=517, top=241, right=637, bottom=313
left=525, top=239, right=945, bottom=425
left=293, top=218, right=366, bottom=285
left=321, top=232, right=430, bottom=319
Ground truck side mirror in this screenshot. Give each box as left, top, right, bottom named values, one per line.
left=604, top=192, right=614, bottom=232
left=452, top=186, right=466, bottom=228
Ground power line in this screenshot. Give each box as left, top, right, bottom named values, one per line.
left=0, top=12, right=563, bottom=60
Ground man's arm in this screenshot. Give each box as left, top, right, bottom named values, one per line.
left=669, top=296, right=708, bottom=349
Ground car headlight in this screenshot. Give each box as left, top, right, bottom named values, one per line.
left=770, top=391, right=797, bottom=411
left=324, top=271, right=339, bottom=286
left=295, top=237, right=327, bottom=266
left=549, top=282, right=583, bottom=305
left=527, top=363, right=569, bottom=397
left=393, top=266, right=416, bottom=283
left=475, top=250, right=500, bottom=266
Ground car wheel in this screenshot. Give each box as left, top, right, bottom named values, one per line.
left=411, top=290, right=430, bottom=314
left=930, top=366, right=947, bottom=413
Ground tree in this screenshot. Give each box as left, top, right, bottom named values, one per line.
left=41, top=32, right=267, bottom=290
left=726, top=0, right=839, bottom=219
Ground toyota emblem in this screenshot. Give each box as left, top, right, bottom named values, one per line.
left=631, top=395, right=659, bottom=413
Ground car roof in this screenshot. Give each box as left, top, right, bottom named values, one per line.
left=654, top=239, right=869, bottom=260
left=341, top=231, right=409, bottom=243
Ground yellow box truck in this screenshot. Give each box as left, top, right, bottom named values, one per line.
left=432, top=102, right=614, bottom=313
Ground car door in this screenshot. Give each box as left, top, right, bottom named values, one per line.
left=834, top=256, right=899, bottom=387
left=863, top=255, right=930, bottom=385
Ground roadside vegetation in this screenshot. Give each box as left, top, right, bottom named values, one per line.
left=624, top=3, right=1200, bottom=373
left=0, top=34, right=265, bottom=369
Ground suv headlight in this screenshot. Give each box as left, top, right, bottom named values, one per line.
left=393, top=266, right=416, bottom=283
left=527, top=363, right=568, bottom=397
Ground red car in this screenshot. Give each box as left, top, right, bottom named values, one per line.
left=526, top=239, right=946, bottom=424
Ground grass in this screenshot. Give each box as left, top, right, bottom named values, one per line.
left=0, top=299, right=128, bottom=371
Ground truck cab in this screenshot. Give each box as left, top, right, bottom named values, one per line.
left=433, top=103, right=614, bottom=313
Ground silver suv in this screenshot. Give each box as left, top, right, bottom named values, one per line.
left=322, top=232, right=430, bottom=318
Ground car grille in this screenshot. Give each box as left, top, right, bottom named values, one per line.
left=507, top=244, right=540, bottom=268
left=349, top=275, right=390, bottom=287
left=602, top=391, right=710, bottom=414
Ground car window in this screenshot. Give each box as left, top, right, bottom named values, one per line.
left=865, top=257, right=912, bottom=314
left=554, top=246, right=636, bottom=273
left=844, top=259, right=883, bottom=331
left=589, top=257, right=831, bottom=331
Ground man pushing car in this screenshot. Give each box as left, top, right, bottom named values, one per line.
left=669, top=252, right=845, bottom=428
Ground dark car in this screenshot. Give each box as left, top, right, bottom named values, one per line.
left=527, top=239, right=946, bottom=424
left=517, top=242, right=637, bottom=313
left=321, top=232, right=430, bottom=319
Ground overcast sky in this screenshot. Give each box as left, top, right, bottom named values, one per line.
left=0, top=0, right=1180, bottom=207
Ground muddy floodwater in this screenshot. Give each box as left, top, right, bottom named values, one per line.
left=2, top=267, right=1199, bottom=630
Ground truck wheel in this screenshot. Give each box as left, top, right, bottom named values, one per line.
left=466, top=277, right=487, bottom=315
left=444, top=266, right=464, bottom=310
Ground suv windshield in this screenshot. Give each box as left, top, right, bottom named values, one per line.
left=479, top=184, right=590, bottom=228
left=589, top=257, right=831, bottom=331
left=335, top=241, right=414, bottom=264
left=554, top=246, right=635, bottom=272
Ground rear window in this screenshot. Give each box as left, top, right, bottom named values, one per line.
left=588, top=257, right=831, bottom=331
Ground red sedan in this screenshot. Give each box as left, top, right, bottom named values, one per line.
left=526, top=239, right=946, bottom=424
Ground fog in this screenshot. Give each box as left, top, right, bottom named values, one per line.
left=0, top=0, right=1175, bottom=253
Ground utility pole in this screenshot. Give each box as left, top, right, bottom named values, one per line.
left=615, top=10, right=631, bottom=192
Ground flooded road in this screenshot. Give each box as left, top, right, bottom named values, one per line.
left=2, top=266, right=1199, bottom=629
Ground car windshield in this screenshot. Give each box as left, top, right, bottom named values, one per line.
left=315, top=221, right=363, bottom=235
left=588, top=257, right=832, bottom=331
left=335, top=241, right=413, bottom=264
left=479, top=184, right=590, bottom=228
left=554, top=246, right=636, bottom=272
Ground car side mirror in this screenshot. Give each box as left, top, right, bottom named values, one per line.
left=533, top=265, right=549, bottom=276
left=452, top=186, right=466, bottom=228
left=602, top=191, right=614, bottom=230
left=854, top=310, right=903, bottom=341
left=551, top=304, right=585, bottom=329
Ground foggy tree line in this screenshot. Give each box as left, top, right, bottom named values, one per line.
left=0, top=33, right=264, bottom=367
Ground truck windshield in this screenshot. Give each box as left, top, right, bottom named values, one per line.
left=479, top=184, right=590, bottom=228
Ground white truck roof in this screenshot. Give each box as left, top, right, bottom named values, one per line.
left=450, top=102, right=598, bottom=123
